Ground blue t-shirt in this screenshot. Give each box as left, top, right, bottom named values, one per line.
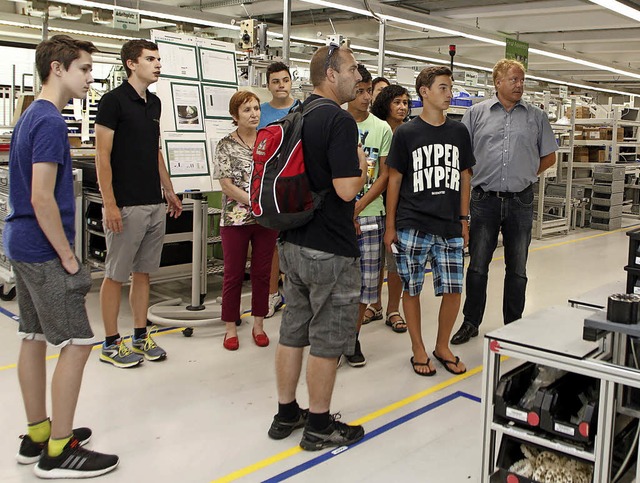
left=4, top=99, right=75, bottom=262
left=258, top=100, right=299, bottom=129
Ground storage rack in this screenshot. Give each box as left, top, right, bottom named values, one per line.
left=625, top=228, right=640, bottom=295
left=0, top=165, right=83, bottom=301
left=0, top=165, right=14, bottom=300
left=480, top=305, right=640, bottom=482
left=533, top=120, right=574, bottom=239
left=82, top=190, right=208, bottom=285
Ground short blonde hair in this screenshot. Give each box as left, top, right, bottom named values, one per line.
left=492, top=59, right=526, bottom=87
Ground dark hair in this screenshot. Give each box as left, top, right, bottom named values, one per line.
left=415, top=66, right=452, bottom=102
left=35, top=35, right=97, bottom=84
left=357, top=64, right=372, bottom=84
left=371, top=84, right=409, bottom=121
left=229, top=90, right=260, bottom=126
left=121, top=39, right=159, bottom=77
left=372, top=76, right=390, bottom=90
left=309, top=45, right=354, bottom=87
left=266, top=61, right=291, bottom=83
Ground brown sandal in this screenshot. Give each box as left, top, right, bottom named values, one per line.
left=386, top=311, right=407, bottom=333
left=362, top=305, right=383, bottom=325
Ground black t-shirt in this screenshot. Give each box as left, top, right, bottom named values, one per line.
left=95, top=81, right=163, bottom=207
left=386, top=117, right=475, bottom=238
left=281, top=94, right=361, bottom=257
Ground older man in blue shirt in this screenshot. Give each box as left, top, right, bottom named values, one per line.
left=451, top=59, right=557, bottom=345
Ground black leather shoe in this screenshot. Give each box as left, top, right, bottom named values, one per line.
left=450, top=323, right=479, bottom=345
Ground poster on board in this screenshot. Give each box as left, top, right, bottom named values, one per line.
left=171, top=82, right=204, bottom=132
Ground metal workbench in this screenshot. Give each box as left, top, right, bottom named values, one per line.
left=481, top=305, right=640, bottom=482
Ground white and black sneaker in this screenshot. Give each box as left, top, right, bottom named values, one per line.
left=266, top=292, right=284, bottom=318
left=299, top=413, right=365, bottom=451
left=346, top=339, right=366, bottom=367
left=17, top=427, right=92, bottom=465
left=34, top=437, right=119, bottom=479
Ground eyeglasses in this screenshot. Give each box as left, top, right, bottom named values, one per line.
left=324, top=42, right=340, bottom=72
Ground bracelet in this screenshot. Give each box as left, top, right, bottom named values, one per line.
left=459, top=215, right=470, bottom=221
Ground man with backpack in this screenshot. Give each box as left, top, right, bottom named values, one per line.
left=267, top=44, right=368, bottom=450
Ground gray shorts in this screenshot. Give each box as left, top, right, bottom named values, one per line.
left=104, top=204, right=166, bottom=283
left=278, top=241, right=360, bottom=358
left=11, top=257, right=95, bottom=347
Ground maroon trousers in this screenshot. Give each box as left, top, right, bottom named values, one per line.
left=220, top=224, right=278, bottom=322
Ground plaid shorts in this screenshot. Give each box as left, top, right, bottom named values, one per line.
left=357, top=215, right=384, bottom=304
left=394, top=228, right=464, bottom=297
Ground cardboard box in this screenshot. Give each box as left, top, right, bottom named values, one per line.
left=584, top=127, right=602, bottom=140
left=568, top=106, right=592, bottom=119
left=573, top=129, right=584, bottom=140
left=599, top=127, right=624, bottom=141
left=573, top=146, right=589, bottom=162
left=589, top=148, right=606, bottom=163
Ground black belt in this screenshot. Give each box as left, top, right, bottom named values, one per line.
left=475, top=186, right=531, bottom=199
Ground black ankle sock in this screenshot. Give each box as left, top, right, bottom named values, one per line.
left=308, top=411, right=331, bottom=431
left=134, top=328, right=147, bottom=340
left=105, top=334, right=120, bottom=346
left=278, top=400, right=300, bottom=421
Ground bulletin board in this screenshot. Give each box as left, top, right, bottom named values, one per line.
left=152, top=30, right=237, bottom=193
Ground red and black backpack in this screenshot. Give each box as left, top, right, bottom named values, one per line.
left=250, top=98, right=333, bottom=231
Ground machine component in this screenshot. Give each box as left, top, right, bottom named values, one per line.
left=239, top=19, right=256, bottom=50
left=607, top=293, right=640, bottom=324
left=326, top=34, right=350, bottom=48
left=255, top=22, right=268, bottom=55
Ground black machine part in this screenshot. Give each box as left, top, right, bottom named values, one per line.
left=607, top=293, right=640, bottom=324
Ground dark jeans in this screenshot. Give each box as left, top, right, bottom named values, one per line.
left=463, top=186, right=534, bottom=328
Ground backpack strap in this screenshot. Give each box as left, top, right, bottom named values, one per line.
left=302, top=97, right=337, bottom=117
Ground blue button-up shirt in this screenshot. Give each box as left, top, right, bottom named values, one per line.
left=461, top=95, right=558, bottom=192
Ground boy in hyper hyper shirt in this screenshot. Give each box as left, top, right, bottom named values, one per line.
left=384, top=66, right=475, bottom=377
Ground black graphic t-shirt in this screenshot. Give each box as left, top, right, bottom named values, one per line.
left=386, top=117, right=475, bottom=238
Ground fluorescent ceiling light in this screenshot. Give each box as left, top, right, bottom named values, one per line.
left=379, top=14, right=506, bottom=46
left=588, top=0, right=640, bottom=22
left=529, top=47, right=640, bottom=80
left=0, top=18, right=136, bottom=41
left=53, top=0, right=239, bottom=30
left=299, top=0, right=372, bottom=16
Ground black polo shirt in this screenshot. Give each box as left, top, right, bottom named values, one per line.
left=95, top=80, right=163, bottom=207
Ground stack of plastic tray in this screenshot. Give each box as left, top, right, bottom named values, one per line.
left=590, top=165, right=625, bottom=230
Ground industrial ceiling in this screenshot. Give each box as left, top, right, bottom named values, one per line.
left=2, top=0, right=640, bottom=97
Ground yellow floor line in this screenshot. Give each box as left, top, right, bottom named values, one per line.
left=211, top=358, right=517, bottom=483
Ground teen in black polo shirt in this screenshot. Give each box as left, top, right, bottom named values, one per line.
left=95, top=39, right=182, bottom=368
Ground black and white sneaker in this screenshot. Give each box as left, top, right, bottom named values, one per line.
left=16, top=427, right=92, bottom=465
left=299, top=413, right=365, bottom=451
left=268, top=408, right=308, bottom=440
left=346, top=340, right=366, bottom=367
left=34, top=437, right=119, bottom=479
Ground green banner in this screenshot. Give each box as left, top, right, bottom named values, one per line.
left=505, top=38, right=529, bottom=70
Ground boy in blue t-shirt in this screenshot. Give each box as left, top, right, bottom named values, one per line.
left=5, top=35, right=119, bottom=477
left=259, top=62, right=300, bottom=317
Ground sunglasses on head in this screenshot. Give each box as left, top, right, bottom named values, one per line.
left=324, top=42, right=340, bottom=72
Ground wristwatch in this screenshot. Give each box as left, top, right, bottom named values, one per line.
left=459, top=215, right=470, bottom=221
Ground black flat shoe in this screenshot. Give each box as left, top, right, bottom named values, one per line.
left=450, top=323, right=479, bottom=345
